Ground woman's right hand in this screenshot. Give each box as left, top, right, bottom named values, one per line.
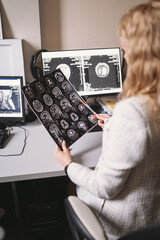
left=92, top=113, right=111, bottom=128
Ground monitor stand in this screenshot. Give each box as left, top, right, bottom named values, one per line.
left=84, top=95, right=117, bottom=132
left=0, top=122, right=7, bottom=130
left=0, top=129, right=10, bottom=148
left=0, top=122, right=12, bottom=148
left=82, top=96, right=103, bottom=114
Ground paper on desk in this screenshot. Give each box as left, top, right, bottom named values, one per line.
left=22, top=69, right=98, bottom=150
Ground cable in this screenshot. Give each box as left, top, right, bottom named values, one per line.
left=0, top=126, right=27, bottom=157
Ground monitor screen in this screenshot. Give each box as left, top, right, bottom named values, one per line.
left=42, top=48, right=122, bottom=97
left=0, top=76, right=25, bottom=124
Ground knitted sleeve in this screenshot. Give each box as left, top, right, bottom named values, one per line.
left=67, top=98, right=148, bottom=199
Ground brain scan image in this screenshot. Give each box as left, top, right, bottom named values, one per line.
left=35, top=81, right=45, bottom=93
left=60, top=98, right=74, bottom=112
left=70, top=112, right=79, bottom=121
left=49, top=123, right=62, bottom=136
left=61, top=81, right=73, bottom=94
left=69, top=92, right=81, bottom=105
left=60, top=119, right=69, bottom=129
left=57, top=138, right=64, bottom=144
left=24, top=87, right=35, bottom=100
left=52, top=87, right=64, bottom=100
left=0, top=90, right=15, bottom=111
left=32, top=99, right=44, bottom=112
left=49, top=124, right=64, bottom=145
left=45, top=76, right=55, bottom=88
left=54, top=71, right=64, bottom=82
left=67, top=129, right=79, bottom=141
left=56, top=64, right=71, bottom=80
left=43, top=94, right=53, bottom=106
left=40, top=110, right=53, bottom=126
left=77, top=121, right=89, bottom=131
left=50, top=104, right=64, bottom=119
left=95, top=62, right=110, bottom=78
left=78, top=103, right=89, bottom=115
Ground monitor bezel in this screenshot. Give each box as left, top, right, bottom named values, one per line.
left=42, top=47, right=123, bottom=98
left=0, top=76, right=25, bottom=124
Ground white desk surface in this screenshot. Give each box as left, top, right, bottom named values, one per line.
left=0, top=120, right=102, bottom=183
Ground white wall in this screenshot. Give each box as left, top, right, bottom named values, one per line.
left=0, top=0, right=41, bottom=83
left=39, top=0, right=61, bottom=50
left=0, top=0, right=148, bottom=83
left=40, top=0, right=148, bottom=50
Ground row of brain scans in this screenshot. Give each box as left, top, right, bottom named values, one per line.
left=22, top=69, right=98, bottom=149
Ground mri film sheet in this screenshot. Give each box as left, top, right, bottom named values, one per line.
left=22, top=69, right=98, bottom=149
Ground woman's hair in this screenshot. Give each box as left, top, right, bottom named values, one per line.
left=149, top=0, right=160, bottom=2
left=119, top=1, right=160, bottom=119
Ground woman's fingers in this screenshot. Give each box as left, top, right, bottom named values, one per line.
left=93, top=113, right=110, bottom=120
left=98, top=119, right=104, bottom=128
left=61, top=141, right=72, bottom=152
left=55, top=145, right=60, bottom=152
left=97, top=114, right=110, bottom=120
left=62, top=140, right=67, bottom=151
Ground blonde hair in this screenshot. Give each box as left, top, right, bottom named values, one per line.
left=119, top=2, right=160, bottom=120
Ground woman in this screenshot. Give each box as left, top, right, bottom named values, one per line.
left=54, top=2, right=160, bottom=239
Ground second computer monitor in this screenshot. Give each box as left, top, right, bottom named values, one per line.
left=0, top=76, right=25, bottom=125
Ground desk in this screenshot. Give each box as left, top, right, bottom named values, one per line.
left=0, top=120, right=102, bottom=183
left=0, top=120, right=103, bottom=239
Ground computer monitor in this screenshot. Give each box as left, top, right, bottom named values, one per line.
left=0, top=76, right=25, bottom=127
left=42, top=48, right=122, bottom=97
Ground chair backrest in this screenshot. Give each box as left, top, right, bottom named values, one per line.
left=64, top=196, right=107, bottom=240
left=65, top=196, right=160, bottom=240
left=0, top=208, right=5, bottom=240
left=119, top=224, right=160, bottom=240
left=0, top=227, right=5, bottom=240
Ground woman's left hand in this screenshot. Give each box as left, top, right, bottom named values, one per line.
left=54, top=140, right=72, bottom=167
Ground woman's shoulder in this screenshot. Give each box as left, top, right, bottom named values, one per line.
left=115, top=96, right=146, bottom=111
left=113, top=96, right=148, bottom=121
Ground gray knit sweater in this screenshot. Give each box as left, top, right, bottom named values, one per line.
left=67, top=96, right=160, bottom=240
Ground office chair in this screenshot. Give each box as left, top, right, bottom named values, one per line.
left=0, top=208, right=5, bottom=240
left=64, top=196, right=160, bottom=240
left=0, top=227, right=5, bottom=240
left=65, top=195, right=106, bottom=240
